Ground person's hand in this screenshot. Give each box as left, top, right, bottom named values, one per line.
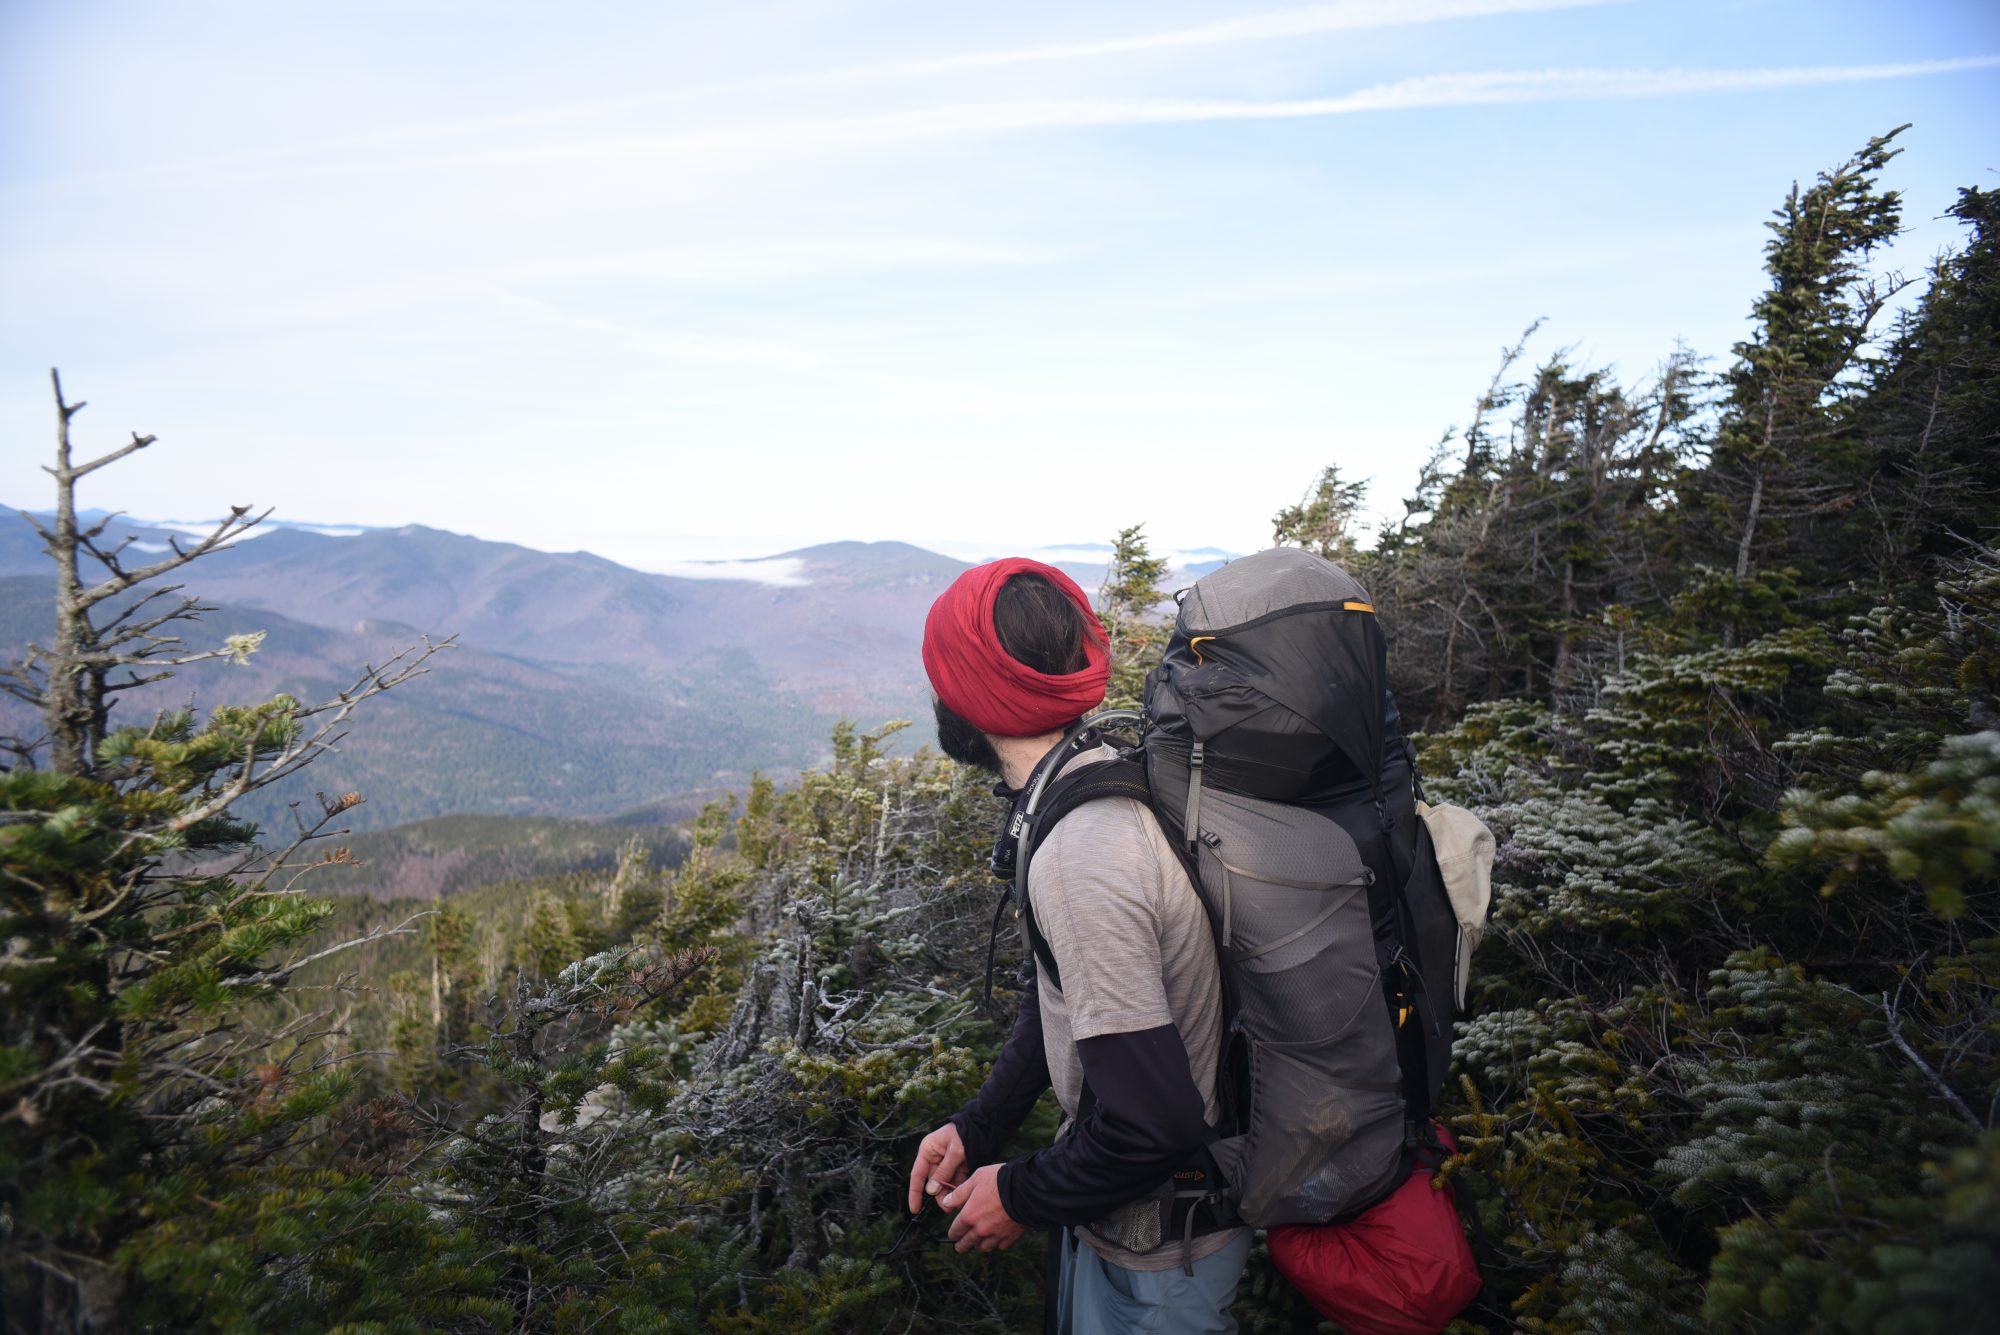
left=906, top=1122, right=968, bottom=1214
left=940, top=1164, right=1027, bottom=1253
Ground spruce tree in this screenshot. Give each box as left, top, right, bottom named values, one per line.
left=1696, top=128, right=1911, bottom=614
left=1849, top=185, right=2000, bottom=582
left=0, top=374, right=445, bottom=1331
left=1097, top=525, right=1171, bottom=711
left=1272, top=465, right=1369, bottom=566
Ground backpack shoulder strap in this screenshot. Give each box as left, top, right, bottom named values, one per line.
left=1015, top=756, right=1151, bottom=992
left=1019, top=755, right=1246, bottom=1144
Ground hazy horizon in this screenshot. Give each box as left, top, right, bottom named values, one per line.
left=3, top=498, right=1241, bottom=585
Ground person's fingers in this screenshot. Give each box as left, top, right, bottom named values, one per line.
left=927, top=1157, right=963, bottom=1200
left=906, top=1140, right=939, bottom=1214
left=935, top=1142, right=966, bottom=1186
left=939, top=1180, right=964, bottom=1210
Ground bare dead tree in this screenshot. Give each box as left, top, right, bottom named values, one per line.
left=0, top=371, right=456, bottom=1334
left=9, top=371, right=272, bottom=776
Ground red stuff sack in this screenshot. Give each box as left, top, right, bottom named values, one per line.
left=1266, top=1129, right=1483, bottom=1335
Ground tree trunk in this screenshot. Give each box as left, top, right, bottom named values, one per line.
left=508, top=1016, right=547, bottom=1328
left=1734, top=467, right=1766, bottom=582
left=429, top=890, right=445, bottom=1030
left=1736, top=397, right=1780, bottom=583
left=780, top=1159, right=817, bottom=1271
left=1553, top=557, right=1576, bottom=713
left=46, top=388, right=93, bottom=778
left=30, top=1256, right=126, bottom=1335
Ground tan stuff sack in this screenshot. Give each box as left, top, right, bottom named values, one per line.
left=1415, top=800, right=1495, bottom=1010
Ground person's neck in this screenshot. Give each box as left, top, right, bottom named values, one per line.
left=992, top=730, right=1067, bottom=791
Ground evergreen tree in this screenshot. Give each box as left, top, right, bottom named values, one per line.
left=1366, top=339, right=1701, bottom=724
left=1097, top=525, right=1171, bottom=711
left=1272, top=465, right=1369, bottom=566
left=0, top=374, right=445, bottom=1330
left=1693, top=127, right=1911, bottom=615
left=1848, top=185, right=2000, bottom=583
left=1395, top=134, right=2000, bottom=1332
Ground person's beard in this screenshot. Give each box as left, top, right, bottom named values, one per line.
left=933, top=697, right=1002, bottom=776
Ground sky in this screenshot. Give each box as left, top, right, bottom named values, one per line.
left=2, top=0, right=1995, bottom=570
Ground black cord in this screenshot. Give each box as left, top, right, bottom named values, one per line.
left=873, top=1204, right=933, bottom=1261
left=979, top=888, right=1013, bottom=1005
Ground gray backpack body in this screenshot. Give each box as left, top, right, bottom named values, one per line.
left=1014, top=548, right=1463, bottom=1228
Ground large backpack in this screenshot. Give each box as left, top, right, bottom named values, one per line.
left=1009, top=547, right=1484, bottom=1229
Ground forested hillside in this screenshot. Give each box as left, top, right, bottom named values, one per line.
left=0, top=512, right=1183, bottom=836
left=0, top=528, right=968, bottom=826
left=2, top=130, right=1994, bottom=1334
left=0, top=577, right=823, bottom=828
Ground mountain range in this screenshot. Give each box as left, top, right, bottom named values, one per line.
left=0, top=512, right=980, bottom=827
left=0, top=509, right=1239, bottom=844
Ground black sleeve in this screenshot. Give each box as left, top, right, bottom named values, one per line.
left=948, top=974, right=1052, bottom=1168
left=993, top=1023, right=1210, bottom=1229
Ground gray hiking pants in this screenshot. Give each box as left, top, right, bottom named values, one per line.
left=1055, top=1228, right=1253, bottom=1334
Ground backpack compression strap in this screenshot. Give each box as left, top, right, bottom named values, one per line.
left=1369, top=745, right=1442, bottom=1141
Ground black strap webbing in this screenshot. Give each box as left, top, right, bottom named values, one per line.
left=1013, top=755, right=1242, bottom=1141
left=1015, top=758, right=1152, bottom=992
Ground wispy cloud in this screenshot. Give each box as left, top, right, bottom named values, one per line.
left=1112, top=56, right=2000, bottom=120
left=225, top=241, right=1057, bottom=326
left=641, top=557, right=811, bottom=587
left=53, top=0, right=1610, bottom=184
left=299, top=55, right=1997, bottom=179
left=846, top=55, right=2000, bottom=137
left=733, top=0, right=1613, bottom=90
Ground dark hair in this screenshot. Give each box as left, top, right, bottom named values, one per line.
left=992, top=572, right=1100, bottom=675
left=933, top=572, right=1103, bottom=771
left=933, top=696, right=1001, bottom=773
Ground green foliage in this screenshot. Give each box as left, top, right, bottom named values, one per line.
left=1770, top=730, right=2000, bottom=917
left=1693, top=126, right=1911, bottom=602
left=1368, top=338, right=1704, bottom=725
left=1097, top=524, right=1172, bottom=711
left=244, top=721, right=1044, bottom=1331
left=0, top=701, right=373, bottom=1321
left=1273, top=464, right=1370, bottom=566
left=1851, top=185, right=2000, bottom=578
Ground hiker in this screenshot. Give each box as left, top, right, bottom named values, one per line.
left=905, top=558, right=1252, bottom=1335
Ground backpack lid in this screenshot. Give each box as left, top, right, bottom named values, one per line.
left=1177, top=546, right=1374, bottom=633
left=1154, top=548, right=1390, bottom=806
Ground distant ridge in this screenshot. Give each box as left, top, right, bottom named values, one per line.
left=0, top=573, right=823, bottom=830
left=0, top=505, right=1239, bottom=834
left=0, top=512, right=967, bottom=829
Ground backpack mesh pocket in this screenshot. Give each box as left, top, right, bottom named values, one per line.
left=1195, top=790, right=1408, bottom=1225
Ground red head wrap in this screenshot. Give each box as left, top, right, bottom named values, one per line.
left=922, top=557, right=1110, bottom=738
